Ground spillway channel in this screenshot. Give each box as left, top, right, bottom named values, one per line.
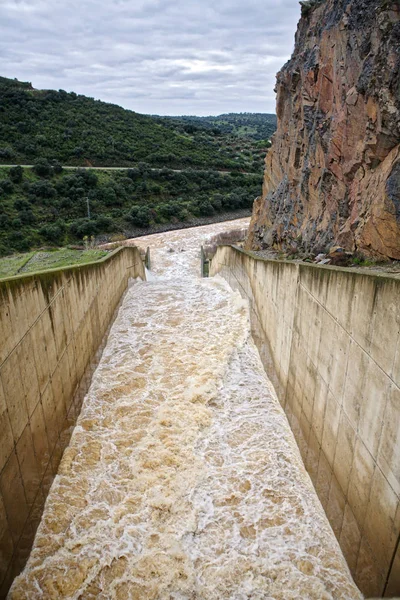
left=9, top=219, right=362, bottom=599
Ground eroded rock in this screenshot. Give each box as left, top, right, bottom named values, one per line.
left=247, top=0, right=400, bottom=260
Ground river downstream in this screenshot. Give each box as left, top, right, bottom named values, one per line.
left=9, top=219, right=361, bottom=599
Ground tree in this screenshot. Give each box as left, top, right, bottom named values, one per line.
left=94, top=215, right=114, bottom=232
left=39, top=219, right=66, bottom=243
left=0, top=179, right=14, bottom=194
left=9, top=165, right=23, bottom=183
left=52, top=161, right=63, bottom=174
left=33, top=158, right=51, bottom=177
left=0, top=147, right=14, bottom=160
left=69, top=218, right=97, bottom=238
left=198, top=199, right=215, bottom=216
left=127, top=205, right=152, bottom=227
left=157, top=202, right=181, bottom=219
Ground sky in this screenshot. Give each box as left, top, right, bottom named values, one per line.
left=0, top=0, right=301, bottom=116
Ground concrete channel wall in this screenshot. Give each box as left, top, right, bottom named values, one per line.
left=211, top=246, right=400, bottom=598
left=0, top=247, right=145, bottom=595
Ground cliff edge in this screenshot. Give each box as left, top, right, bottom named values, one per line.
left=247, top=0, right=400, bottom=259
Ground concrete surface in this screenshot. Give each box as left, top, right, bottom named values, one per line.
left=211, top=246, right=400, bottom=598
left=0, top=247, right=145, bottom=595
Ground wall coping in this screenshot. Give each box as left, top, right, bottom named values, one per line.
left=219, top=244, right=400, bottom=285
left=0, top=245, right=142, bottom=289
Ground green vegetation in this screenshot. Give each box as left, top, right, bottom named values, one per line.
left=0, top=163, right=261, bottom=255
left=299, top=0, right=325, bottom=17
left=159, top=113, right=276, bottom=140
left=0, top=252, right=35, bottom=278
left=0, top=248, right=108, bottom=279
left=156, top=113, right=275, bottom=173
left=350, top=256, right=377, bottom=267
left=0, top=76, right=274, bottom=172
left=0, top=76, right=273, bottom=256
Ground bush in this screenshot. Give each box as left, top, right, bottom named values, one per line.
left=127, top=205, right=152, bottom=227
left=0, top=147, right=14, bottom=160
left=33, top=158, right=52, bottom=177
left=157, top=202, right=181, bottom=219
left=211, top=195, right=222, bottom=211
left=19, top=209, right=35, bottom=225
left=28, top=180, right=56, bottom=199
left=9, top=165, right=23, bottom=183
left=70, top=218, right=98, bottom=238
left=101, top=185, right=118, bottom=206
left=188, top=201, right=201, bottom=216
left=0, top=214, right=10, bottom=227
left=127, top=168, right=141, bottom=181
left=94, top=215, right=114, bottom=232
left=52, top=161, right=63, bottom=174
left=76, top=169, right=97, bottom=187
left=198, top=199, right=215, bottom=216
left=14, top=198, right=30, bottom=211
left=40, top=219, right=66, bottom=243
left=8, top=233, right=32, bottom=252
left=0, top=179, right=14, bottom=194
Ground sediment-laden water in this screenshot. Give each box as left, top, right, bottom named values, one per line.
left=9, top=219, right=362, bottom=599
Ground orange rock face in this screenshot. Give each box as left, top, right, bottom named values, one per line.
left=247, top=0, right=400, bottom=259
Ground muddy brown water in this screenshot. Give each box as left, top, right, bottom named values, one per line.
left=9, top=219, right=361, bottom=599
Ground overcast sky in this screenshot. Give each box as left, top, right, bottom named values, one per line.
left=0, top=0, right=301, bottom=116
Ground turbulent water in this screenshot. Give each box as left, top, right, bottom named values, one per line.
left=9, top=219, right=362, bottom=599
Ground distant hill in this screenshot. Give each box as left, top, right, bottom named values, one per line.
left=0, top=76, right=276, bottom=171
left=158, top=113, right=277, bottom=141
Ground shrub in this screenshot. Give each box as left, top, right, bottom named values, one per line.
left=19, top=209, right=35, bottom=225
left=9, top=165, right=23, bottom=183
left=40, top=219, right=66, bottom=243
left=0, top=179, right=14, bottom=194
left=28, top=180, right=56, bottom=199
left=52, top=161, right=63, bottom=174
left=70, top=218, right=98, bottom=238
left=127, top=205, right=152, bottom=227
left=0, top=147, right=14, bottom=159
left=126, top=168, right=141, bottom=181
left=157, top=202, right=181, bottom=219
left=101, top=185, right=118, bottom=206
left=94, top=215, right=114, bottom=232
left=33, top=158, right=52, bottom=177
left=198, top=199, right=215, bottom=216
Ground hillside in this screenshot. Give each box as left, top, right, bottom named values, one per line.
left=157, top=113, right=277, bottom=141
left=0, top=76, right=274, bottom=255
left=247, top=0, right=400, bottom=260
left=0, top=77, right=274, bottom=172
left=0, top=164, right=261, bottom=255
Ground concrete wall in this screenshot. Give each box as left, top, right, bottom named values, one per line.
left=0, top=247, right=145, bottom=596
left=211, top=246, right=400, bottom=598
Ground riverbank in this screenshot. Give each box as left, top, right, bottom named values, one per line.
left=99, top=208, right=252, bottom=245
left=0, top=213, right=251, bottom=278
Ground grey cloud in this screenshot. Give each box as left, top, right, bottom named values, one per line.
left=0, top=0, right=300, bottom=115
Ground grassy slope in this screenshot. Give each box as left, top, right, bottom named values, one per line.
left=0, top=248, right=108, bottom=279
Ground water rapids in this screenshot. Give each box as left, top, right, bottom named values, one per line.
left=9, top=219, right=362, bottom=599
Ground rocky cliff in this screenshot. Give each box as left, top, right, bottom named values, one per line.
left=247, top=0, right=400, bottom=259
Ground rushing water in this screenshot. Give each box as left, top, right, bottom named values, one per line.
left=9, top=219, right=362, bottom=599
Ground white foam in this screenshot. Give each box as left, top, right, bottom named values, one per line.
left=9, top=218, right=361, bottom=599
